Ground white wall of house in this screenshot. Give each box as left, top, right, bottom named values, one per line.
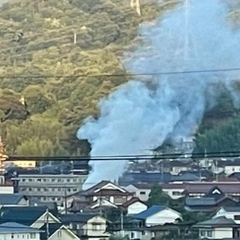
left=82, top=215, right=110, bottom=239
left=162, top=188, right=185, bottom=199
left=124, top=185, right=151, bottom=202
left=0, top=232, right=40, bottom=240
left=0, top=186, right=14, bottom=194
left=49, top=228, right=80, bottom=240
left=213, top=208, right=240, bottom=224
left=199, top=227, right=233, bottom=239
left=224, top=166, right=240, bottom=176
left=127, top=201, right=147, bottom=215
left=114, top=230, right=152, bottom=240
left=145, top=208, right=182, bottom=227
left=170, top=166, right=188, bottom=175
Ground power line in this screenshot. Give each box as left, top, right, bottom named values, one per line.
left=1, top=67, right=240, bottom=79
left=5, top=150, right=240, bottom=161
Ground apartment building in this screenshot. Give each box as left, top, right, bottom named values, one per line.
left=17, top=173, right=87, bottom=205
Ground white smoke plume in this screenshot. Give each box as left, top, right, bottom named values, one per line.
left=77, top=0, right=240, bottom=189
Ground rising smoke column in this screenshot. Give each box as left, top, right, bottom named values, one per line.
left=77, top=0, right=240, bottom=189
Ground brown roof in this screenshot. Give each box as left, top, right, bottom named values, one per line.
left=122, top=197, right=146, bottom=208
left=185, top=182, right=240, bottom=194
left=91, top=189, right=132, bottom=196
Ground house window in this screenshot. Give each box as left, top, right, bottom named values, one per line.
left=92, top=223, right=102, bottom=231
left=140, top=191, right=146, bottom=195
left=30, top=233, right=36, bottom=238
left=200, top=230, right=213, bottom=238
left=234, top=215, right=240, bottom=220
left=57, top=231, right=62, bottom=237
left=172, top=191, right=181, bottom=196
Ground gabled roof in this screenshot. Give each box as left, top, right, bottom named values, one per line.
left=171, top=173, right=200, bottom=182
left=0, top=194, right=27, bottom=205
left=194, top=216, right=237, bottom=228
left=40, top=223, right=80, bottom=239
left=73, top=180, right=131, bottom=197
left=122, top=197, right=146, bottom=208
left=220, top=206, right=240, bottom=212
left=0, top=222, right=41, bottom=233
left=40, top=223, right=62, bottom=239
left=0, top=206, right=48, bottom=226
left=133, top=205, right=166, bottom=219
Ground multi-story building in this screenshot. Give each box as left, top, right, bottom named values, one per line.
left=8, top=159, right=90, bottom=206
left=17, top=173, right=87, bottom=205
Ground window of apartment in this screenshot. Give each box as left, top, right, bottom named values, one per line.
left=30, top=233, right=36, bottom=238
left=52, top=179, right=56, bottom=182
left=140, top=191, right=146, bottom=195
left=200, top=230, right=213, bottom=238
left=92, top=223, right=102, bottom=231
left=37, top=178, right=41, bottom=182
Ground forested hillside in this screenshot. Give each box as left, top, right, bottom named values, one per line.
left=0, top=0, right=179, bottom=155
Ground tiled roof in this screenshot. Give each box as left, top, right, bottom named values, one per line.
left=0, top=194, right=26, bottom=205
left=194, top=216, right=237, bottom=227
left=61, top=213, right=96, bottom=223
left=185, top=197, right=217, bottom=206
left=185, top=182, right=240, bottom=194
left=0, top=206, right=48, bottom=226
left=221, top=206, right=240, bottom=212
left=91, top=189, right=132, bottom=196
left=171, top=173, right=200, bottom=182
left=133, top=205, right=166, bottom=219
left=122, top=197, right=146, bottom=208
left=0, top=222, right=41, bottom=233
left=130, top=183, right=156, bottom=189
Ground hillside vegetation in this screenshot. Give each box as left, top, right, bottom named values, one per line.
left=0, top=0, right=179, bottom=155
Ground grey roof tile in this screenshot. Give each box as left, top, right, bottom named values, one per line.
left=0, top=222, right=41, bottom=233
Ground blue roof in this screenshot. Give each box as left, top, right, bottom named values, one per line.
left=0, top=194, right=26, bottom=205
left=133, top=205, right=166, bottom=219
left=0, top=222, right=41, bottom=233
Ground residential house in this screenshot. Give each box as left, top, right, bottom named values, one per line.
left=0, top=206, right=60, bottom=228
left=67, top=181, right=133, bottom=212
left=161, top=160, right=191, bottom=175
left=184, top=182, right=240, bottom=200
left=193, top=216, right=240, bottom=239
left=61, top=213, right=110, bottom=240
left=0, top=222, right=42, bottom=240
left=0, top=193, right=29, bottom=206
left=210, top=159, right=229, bottom=175
left=133, top=205, right=182, bottom=227
left=185, top=186, right=239, bottom=212
left=161, top=183, right=185, bottom=199
left=224, top=159, right=240, bottom=176
left=40, top=223, right=80, bottom=240
left=213, top=206, right=240, bottom=224
left=124, top=183, right=153, bottom=202
left=0, top=206, right=79, bottom=240
left=121, top=197, right=147, bottom=215
left=118, top=172, right=172, bottom=186
left=125, top=183, right=185, bottom=201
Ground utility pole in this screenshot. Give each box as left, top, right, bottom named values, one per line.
left=130, top=0, right=141, bottom=16
left=46, top=208, right=50, bottom=239
left=120, top=210, right=124, bottom=237
left=64, top=187, right=67, bottom=214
